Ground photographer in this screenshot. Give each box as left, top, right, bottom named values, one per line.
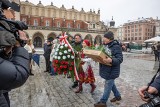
left=138, top=75, right=160, bottom=102
left=0, top=0, right=29, bottom=107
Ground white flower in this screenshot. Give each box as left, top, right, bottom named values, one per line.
left=54, top=56, right=57, bottom=59
left=62, top=43, right=65, bottom=45
left=64, top=50, right=68, bottom=54
left=62, top=56, right=66, bottom=60
left=64, top=44, right=68, bottom=47
left=60, top=46, right=64, bottom=49
left=68, top=49, right=71, bottom=52
left=55, top=52, right=58, bottom=55
left=56, top=48, right=59, bottom=52
left=71, top=55, right=74, bottom=59
left=67, top=55, right=70, bottom=58
left=58, top=56, right=61, bottom=60
left=59, top=52, right=63, bottom=55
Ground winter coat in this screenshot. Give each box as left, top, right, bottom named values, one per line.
left=99, top=40, right=123, bottom=80
left=43, top=44, right=52, bottom=59
left=0, top=47, right=29, bottom=106
left=150, top=75, right=160, bottom=93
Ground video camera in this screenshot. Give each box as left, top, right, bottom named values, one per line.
left=139, top=91, right=160, bottom=107
left=0, top=0, right=28, bottom=47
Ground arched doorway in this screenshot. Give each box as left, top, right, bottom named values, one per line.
left=47, top=32, right=57, bottom=41
left=84, top=34, right=93, bottom=46
left=32, top=32, right=44, bottom=48
left=94, top=35, right=102, bottom=45
left=34, top=37, right=42, bottom=47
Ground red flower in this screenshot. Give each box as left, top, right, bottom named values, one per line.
left=71, top=62, right=74, bottom=65
left=69, top=67, right=73, bottom=71
left=61, top=61, right=64, bottom=64
left=64, top=65, right=67, bottom=69
left=64, top=61, right=68, bottom=65
left=55, top=60, right=59, bottom=64
left=60, top=65, right=63, bottom=69
left=64, top=71, right=67, bottom=75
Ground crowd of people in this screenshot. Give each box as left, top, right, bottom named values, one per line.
left=1, top=1, right=160, bottom=107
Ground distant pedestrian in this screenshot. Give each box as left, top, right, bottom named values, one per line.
left=157, top=42, right=160, bottom=61
left=94, top=31, right=123, bottom=107
left=24, top=39, right=35, bottom=75
left=151, top=43, right=158, bottom=61
left=145, top=43, right=148, bottom=49
left=43, top=39, right=52, bottom=73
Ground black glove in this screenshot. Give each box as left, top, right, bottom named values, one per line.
left=8, top=20, right=28, bottom=31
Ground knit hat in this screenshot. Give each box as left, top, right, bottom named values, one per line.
left=104, top=31, right=114, bottom=40
left=83, top=39, right=91, bottom=47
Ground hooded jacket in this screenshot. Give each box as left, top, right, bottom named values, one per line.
left=99, top=40, right=123, bottom=80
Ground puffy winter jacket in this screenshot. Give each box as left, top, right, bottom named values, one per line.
left=99, top=40, right=123, bottom=80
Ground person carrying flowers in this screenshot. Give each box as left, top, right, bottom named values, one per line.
left=75, top=39, right=96, bottom=93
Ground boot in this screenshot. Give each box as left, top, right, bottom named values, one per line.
left=75, top=82, right=83, bottom=93
left=90, top=83, right=96, bottom=93
left=72, top=81, right=78, bottom=88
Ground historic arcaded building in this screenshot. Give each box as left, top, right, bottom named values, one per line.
left=20, top=0, right=106, bottom=47
left=155, top=18, right=160, bottom=36
left=123, top=17, right=156, bottom=44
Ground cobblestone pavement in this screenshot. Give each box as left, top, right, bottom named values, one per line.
left=10, top=53, right=157, bottom=107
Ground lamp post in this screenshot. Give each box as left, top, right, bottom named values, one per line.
left=73, top=17, right=76, bottom=28
left=63, top=16, right=65, bottom=27
left=52, top=17, right=54, bottom=27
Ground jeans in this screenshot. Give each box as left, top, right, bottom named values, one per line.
left=100, top=79, right=121, bottom=103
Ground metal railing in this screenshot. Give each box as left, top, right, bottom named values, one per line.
left=28, top=26, right=105, bottom=34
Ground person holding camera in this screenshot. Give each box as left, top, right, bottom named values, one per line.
left=138, top=74, right=160, bottom=106
left=0, top=0, right=30, bottom=107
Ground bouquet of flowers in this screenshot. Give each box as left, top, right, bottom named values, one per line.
left=83, top=45, right=112, bottom=66
left=52, top=33, right=79, bottom=81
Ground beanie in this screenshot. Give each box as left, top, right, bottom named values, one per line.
left=104, top=31, right=114, bottom=40
left=83, top=40, right=91, bottom=47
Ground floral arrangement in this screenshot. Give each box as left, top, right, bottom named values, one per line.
left=84, top=45, right=112, bottom=58
left=52, top=32, right=79, bottom=81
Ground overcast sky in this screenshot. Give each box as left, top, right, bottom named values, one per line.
left=21, top=0, right=160, bottom=27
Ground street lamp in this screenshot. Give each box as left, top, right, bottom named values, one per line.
left=73, top=17, right=76, bottom=28
left=63, top=16, right=66, bottom=27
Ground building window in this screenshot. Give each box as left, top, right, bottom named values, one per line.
left=46, top=20, right=50, bottom=26
left=93, top=24, right=96, bottom=29
left=57, top=22, right=60, bottom=27
left=34, top=19, right=38, bottom=26
left=67, top=23, right=71, bottom=28
left=77, top=24, right=80, bottom=29
left=139, top=37, right=141, bottom=40
left=135, top=37, right=137, bottom=40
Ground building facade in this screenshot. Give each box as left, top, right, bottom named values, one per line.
left=155, top=19, right=160, bottom=36
left=117, top=25, right=124, bottom=42
left=20, top=0, right=106, bottom=47
left=123, top=18, right=156, bottom=44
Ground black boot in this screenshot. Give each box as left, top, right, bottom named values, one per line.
left=72, top=81, right=78, bottom=88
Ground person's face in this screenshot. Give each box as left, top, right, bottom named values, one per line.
left=82, top=41, right=87, bottom=48
left=47, top=41, right=51, bottom=45
left=74, top=36, right=81, bottom=43
left=69, top=37, right=73, bottom=41
left=103, top=37, right=110, bottom=44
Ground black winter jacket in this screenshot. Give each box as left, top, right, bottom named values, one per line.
left=0, top=47, right=29, bottom=106
left=99, top=40, right=123, bottom=80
